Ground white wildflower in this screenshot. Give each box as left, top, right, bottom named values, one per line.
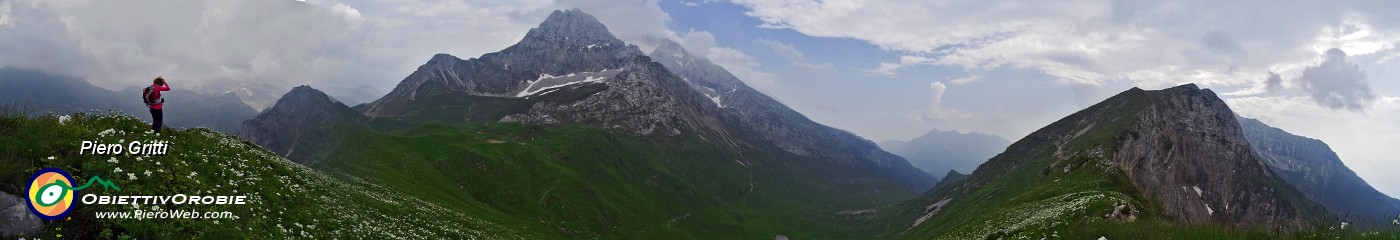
left=107, top=157, right=118, bottom=163
left=46, top=156, right=55, bottom=161
left=114, top=167, right=123, bottom=173
left=128, top=173, right=137, bottom=180
left=144, top=170, right=152, bottom=177
left=58, top=115, right=71, bottom=125
left=1341, top=221, right=1348, bottom=230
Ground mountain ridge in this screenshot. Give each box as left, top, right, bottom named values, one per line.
left=890, top=84, right=1323, bottom=239
left=1238, top=116, right=1400, bottom=221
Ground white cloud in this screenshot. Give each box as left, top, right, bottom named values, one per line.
left=1228, top=96, right=1400, bottom=197
left=730, top=0, right=1400, bottom=90
left=871, top=55, right=934, bottom=77
left=1297, top=48, right=1377, bottom=111
left=675, top=31, right=778, bottom=91
left=921, top=82, right=970, bottom=121
left=755, top=38, right=835, bottom=72
left=679, top=31, right=718, bottom=57
left=0, top=0, right=388, bottom=91
left=949, top=74, right=981, bottom=85
left=708, top=45, right=777, bottom=89
left=0, top=0, right=679, bottom=94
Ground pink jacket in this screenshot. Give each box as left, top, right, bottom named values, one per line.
left=149, top=83, right=170, bottom=109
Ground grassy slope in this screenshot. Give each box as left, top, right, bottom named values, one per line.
left=310, top=118, right=918, bottom=239
left=0, top=111, right=542, bottom=239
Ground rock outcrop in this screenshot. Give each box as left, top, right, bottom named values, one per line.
left=1098, top=85, right=1314, bottom=227
left=0, top=192, right=42, bottom=237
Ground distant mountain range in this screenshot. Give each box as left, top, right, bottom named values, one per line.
left=188, top=80, right=382, bottom=111
left=186, top=80, right=289, bottom=111
left=879, top=129, right=1010, bottom=178
left=0, top=67, right=256, bottom=133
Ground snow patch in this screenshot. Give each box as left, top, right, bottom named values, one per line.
left=515, top=69, right=622, bottom=97
left=694, top=85, right=726, bottom=108
left=1192, top=186, right=1202, bottom=197
left=1205, top=203, right=1214, bottom=215
left=910, top=198, right=952, bottom=230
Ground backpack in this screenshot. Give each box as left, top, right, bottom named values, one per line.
left=142, top=85, right=163, bottom=106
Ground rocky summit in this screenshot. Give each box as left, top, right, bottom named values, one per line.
left=894, top=84, right=1322, bottom=239
left=239, top=86, right=365, bottom=166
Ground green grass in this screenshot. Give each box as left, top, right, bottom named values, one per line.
left=0, top=111, right=542, bottom=239
left=1, top=109, right=922, bottom=239
left=306, top=119, right=920, bottom=239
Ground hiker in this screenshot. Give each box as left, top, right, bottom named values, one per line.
left=144, top=77, right=170, bottom=134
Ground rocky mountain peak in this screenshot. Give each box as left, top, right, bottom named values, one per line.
left=1100, top=83, right=1314, bottom=228
left=275, top=85, right=340, bottom=107
left=424, top=53, right=462, bottom=66
left=922, top=83, right=1318, bottom=235
left=240, top=85, right=365, bottom=165
left=518, top=9, right=624, bottom=49
left=652, top=40, right=688, bottom=57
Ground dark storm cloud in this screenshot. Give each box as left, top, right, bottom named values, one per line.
left=1265, top=71, right=1283, bottom=92
left=1298, top=48, right=1376, bottom=111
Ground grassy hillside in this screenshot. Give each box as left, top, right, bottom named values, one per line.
left=2, top=108, right=922, bottom=239
left=0, top=111, right=541, bottom=239
left=304, top=117, right=920, bottom=239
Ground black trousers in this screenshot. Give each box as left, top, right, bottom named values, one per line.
left=150, top=108, right=163, bottom=133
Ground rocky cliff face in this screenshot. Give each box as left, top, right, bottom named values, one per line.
left=908, top=84, right=1318, bottom=237
left=649, top=40, right=936, bottom=192
left=239, top=86, right=365, bottom=166
left=1096, top=85, right=1314, bottom=227
left=1238, top=116, right=1399, bottom=221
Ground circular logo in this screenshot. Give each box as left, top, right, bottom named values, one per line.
left=27, top=168, right=76, bottom=220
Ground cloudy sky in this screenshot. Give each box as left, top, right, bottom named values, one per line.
left=2, top=0, right=1397, bottom=197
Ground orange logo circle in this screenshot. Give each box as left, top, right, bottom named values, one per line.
left=27, top=168, right=76, bottom=220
